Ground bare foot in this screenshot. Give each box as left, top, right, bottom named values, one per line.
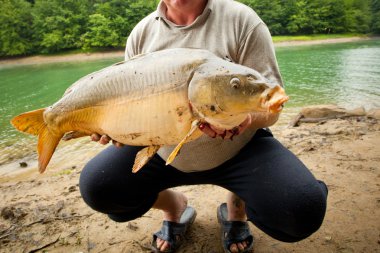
left=153, top=190, right=188, bottom=252
left=227, top=193, right=250, bottom=253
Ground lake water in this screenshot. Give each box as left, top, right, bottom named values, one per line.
left=276, top=39, right=380, bottom=110
left=0, top=39, right=379, bottom=169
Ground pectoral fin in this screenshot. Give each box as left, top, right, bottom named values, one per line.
left=62, top=131, right=88, bottom=141
left=166, top=120, right=201, bottom=165
left=132, top=145, right=161, bottom=173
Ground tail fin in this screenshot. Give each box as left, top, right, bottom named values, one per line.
left=11, top=109, right=62, bottom=173
left=37, top=127, right=62, bottom=173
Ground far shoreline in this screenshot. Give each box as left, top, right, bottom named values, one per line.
left=0, top=36, right=374, bottom=67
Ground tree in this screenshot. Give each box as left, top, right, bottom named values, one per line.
left=82, top=0, right=156, bottom=49
left=0, top=0, right=34, bottom=56
left=82, top=13, right=120, bottom=49
left=1, top=0, right=378, bottom=57
left=239, top=0, right=288, bottom=35
left=344, top=0, right=371, bottom=33
left=32, top=0, right=91, bottom=53
left=286, top=0, right=311, bottom=34
left=371, top=0, right=380, bottom=33
left=239, top=0, right=372, bottom=35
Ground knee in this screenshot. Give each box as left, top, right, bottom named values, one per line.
left=283, top=181, right=328, bottom=242
left=79, top=160, right=157, bottom=222
left=248, top=180, right=328, bottom=242
left=79, top=161, right=111, bottom=213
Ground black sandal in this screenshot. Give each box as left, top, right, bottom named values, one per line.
left=217, top=203, right=254, bottom=253
left=151, top=206, right=197, bottom=253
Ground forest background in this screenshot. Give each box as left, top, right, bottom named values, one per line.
left=1, top=0, right=380, bottom=57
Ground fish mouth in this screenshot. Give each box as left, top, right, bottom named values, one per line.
left=260, top=85, right=289, bottom=113
left=268, top=95, right=289, bottom=113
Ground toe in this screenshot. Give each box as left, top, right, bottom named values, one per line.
left=229, top=243, right=239, bottom=253
left=156, top=238, right=164, bottom=249
left=161, top=241, right=170, bottom=252
left=237, top=242, right=245, bottom=251
left=155, top=238, right=172, bottom=252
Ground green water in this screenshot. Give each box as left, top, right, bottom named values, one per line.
left=276, top=39, right=380, bottom=109
left=0, top=58, right=122, bottom=164
left=0, top=39, right=379, bottom=165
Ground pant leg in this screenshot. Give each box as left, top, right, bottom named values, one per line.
left=80, top=130, right=328, bottom=242
left=79, top=145, right=190, bottom=222
left=196, top=129, right=328, bottom=242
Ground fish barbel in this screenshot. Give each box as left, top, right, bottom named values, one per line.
left=11, top=48, right=289, bottom=173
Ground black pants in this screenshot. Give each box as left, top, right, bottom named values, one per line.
left=79, top=129, right=328, bottom=242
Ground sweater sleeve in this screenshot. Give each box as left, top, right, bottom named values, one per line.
left=238, top=23, right=284, bottom=87
left=125, top=32, right=137, bottom=61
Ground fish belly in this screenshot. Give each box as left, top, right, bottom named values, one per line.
left=95, top=86, right=196, bottom=146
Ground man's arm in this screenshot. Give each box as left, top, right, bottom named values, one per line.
left=240, top=23, right=283, bottom=129
left=238, top=22, right=283, bottom=87
left=201, top=23, right=283, bottom=139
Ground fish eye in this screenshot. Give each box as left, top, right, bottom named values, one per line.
left=230, top=77, right=241, bottom=89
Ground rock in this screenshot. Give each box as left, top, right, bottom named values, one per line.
left=367, top=108, right=380, bottom=120
left=346, top=106, right=366, bottom=116
left=19, top=162, right=28, bottom=168
left=300, top=104, right=347, bottom=119
left=290, top=105, right=376, bottom=127
left=127, top=222, right=138, bottom=231
left=68, top=186, right=76, bottom=192
left=1, top=206, right=27, bottom=220
left=1, top=207, right=14, bottom=219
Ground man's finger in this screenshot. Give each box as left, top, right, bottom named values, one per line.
left=112, top=140, right=124, bottom=148
left=209, top=124, right=226, bottom=135
left=99, top=135, right=111, bottom=144
left=238, top=114, right=252, bottom=134
left=199, top=123, right=217, bottom=138
left=116, top=142, right=125, bottom=148
left=224, top=130, right=235, bottom=140
left=91, top=133, right=101, bottom=142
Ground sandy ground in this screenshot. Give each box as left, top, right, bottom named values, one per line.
left=0, top=38, right=379, bottom=253
left=0, top=37, right=372, bottom=67
left=0, top=108, right=379, bottom=253
left=273, top=36, right=371, bottom=47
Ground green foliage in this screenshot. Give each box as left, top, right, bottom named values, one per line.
left=344, top=0, right=372, bottom=33
left=32, top=0, right=91, bottom=53
left=82, top=0, right=156, bottom=50
left=0, top=0, right=377, bottom=57
left=0, top=0, right=34, bottom=56
left=82, top=13, right=120, bottom=49
left=238, top=0, right=374, bottom=35
left=371, top=0, right=380, bottom=33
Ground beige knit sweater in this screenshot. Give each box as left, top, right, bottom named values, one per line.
left=125, top=0, right=283, bottom=172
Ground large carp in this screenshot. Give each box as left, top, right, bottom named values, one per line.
left=11, top=48, right=288, bottom=173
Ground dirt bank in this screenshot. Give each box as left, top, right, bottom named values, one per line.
left=0, top=106, right=379, bottom=253
left=274, top=36, right=371, bottom=47
left=0, top=37, right=372, bottom=67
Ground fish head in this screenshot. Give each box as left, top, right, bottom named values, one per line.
left=188, top=60, right=289, bottom=129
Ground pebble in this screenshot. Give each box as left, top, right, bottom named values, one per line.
left=19, top=162, right=28, bottom=168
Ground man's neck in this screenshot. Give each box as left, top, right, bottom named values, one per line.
left=164, top=0, right=208, bottom=26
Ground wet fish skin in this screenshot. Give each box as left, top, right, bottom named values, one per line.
left=11, top=48, right=288, bottom=173
left=188, top=59, right=285, bottom=129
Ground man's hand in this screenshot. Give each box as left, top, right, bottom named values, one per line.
left=90, top=114, right=253, bottom=145
left=91, top=133, right=124, bottom=147
left=199, top=114, right=252, bottom=140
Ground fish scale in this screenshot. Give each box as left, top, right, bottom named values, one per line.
left=10, top=48, right=289, bottom=173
